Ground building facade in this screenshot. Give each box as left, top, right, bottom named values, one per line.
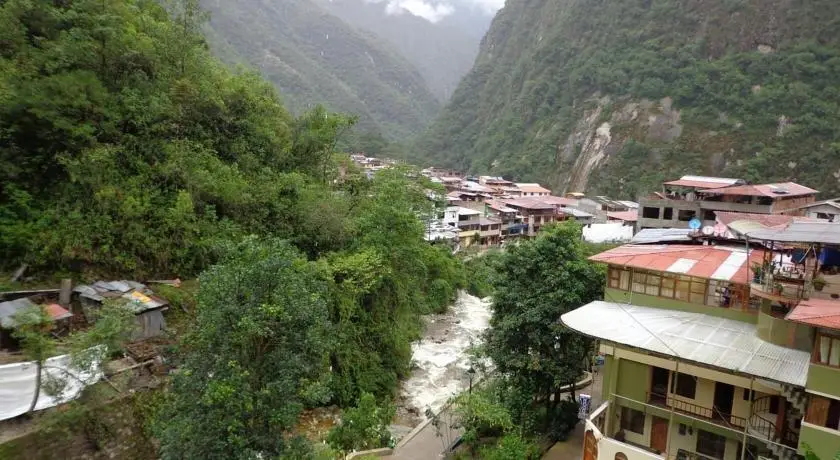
left=565, top=223, right=840, bottom=460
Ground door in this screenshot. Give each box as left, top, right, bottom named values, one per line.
left=650, top=416, right=668, bottom=453
left=650, top=367, right=669, bottom=404
left=714, top=382, right=735, bottom=421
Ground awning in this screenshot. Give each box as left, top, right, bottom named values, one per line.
left=561, top=301, right=811, bottom=387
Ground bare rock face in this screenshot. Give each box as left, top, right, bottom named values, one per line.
left=561, top=97, right=683, bottom=194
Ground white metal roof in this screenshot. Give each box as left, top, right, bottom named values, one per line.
left=561, top=301, right=810, bottom=387
left=744, top=221, right=840, bottom=245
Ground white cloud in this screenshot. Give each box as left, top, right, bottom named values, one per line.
left=364, top=0, right=503, bottom=22
left=383, top=0, right=456, bottom=23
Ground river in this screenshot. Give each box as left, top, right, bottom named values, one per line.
left=394, top=291, right=491, bottom=429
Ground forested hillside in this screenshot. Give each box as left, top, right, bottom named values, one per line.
left=314, top=0, right=490, bottom=101
left=416, top=0, right=840, bottom=198
left=201, top=0, right=441, bottom=139
left=0, top=4, right=465, bottom=456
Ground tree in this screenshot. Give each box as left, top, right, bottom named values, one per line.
left=327, top=392, right=394, bottom=456
left=483, top=221, right=604, bottom=439
left=11, top=301, right=133, bottom=416
left=155, top=238, right=331, bottom=459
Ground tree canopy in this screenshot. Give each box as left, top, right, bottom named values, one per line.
left=483, top=222, right=604, bottom=438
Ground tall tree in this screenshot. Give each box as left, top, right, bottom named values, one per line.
left=484, top=222, right=604, bottom=438
left=155, top=238, right=331, bottom=459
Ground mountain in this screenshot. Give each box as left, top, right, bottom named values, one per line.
left=416, top=0, right=840, bottom=198
left=314, top=0, right=492, bottom=101
left=201, top=0, right=440, bottom=138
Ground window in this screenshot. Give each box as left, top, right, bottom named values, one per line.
left=814, top=333, right=840, bottom=367
left=608, top=266, right=630, bottom=290
left=678, top=209, right=697, bottom=222
left=805, top=396, right=840, bottom=431
left=742, top=389, right=753, bottom=401
left=620, top=406, right=645, bottom=434
left=663, top=207, right=674, bottom=220
left=690, top=278, right=707, bottom=304
left=696, top=430, right=726, bottom=459
left=678, top=423, right=687, bottom=435
left=703, top=210, right=716, bottom=221
left=670, top=372, right=696, bottom=399
left=642, top=207, right=661, bottom=219
left=660, top=274, right=676, bottom=298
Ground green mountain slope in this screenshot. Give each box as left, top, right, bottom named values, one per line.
left=417, top=0, right=840, bottom=198
left=313, top=0, right=490, bottom=101
left=201, top=0, right=440, bottom=138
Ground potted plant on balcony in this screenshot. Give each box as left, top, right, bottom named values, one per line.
left=812, top=276, right=827, bottom=292
left=751, top=263, right=763, bottom=283
left=773, top=283, right=784, bottom=295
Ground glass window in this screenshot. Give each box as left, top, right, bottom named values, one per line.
left=645, top=274, right=661, bottom=296
left=661, top=275, right=675, bottom=298
left=815, top=334, right=840, bottom=368
left=620, top=406, right=645, bottom=434
left=696, top=429, right=726, bottom=459
left=690, top=278, right=707, bottom=304
left=632, top=271, right=646, bottom=294
left=675, top=278, right=690, bottom=301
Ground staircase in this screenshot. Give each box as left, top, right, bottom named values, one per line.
left=748, top=394, right=803, bottom=460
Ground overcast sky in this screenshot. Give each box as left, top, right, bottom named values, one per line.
left=368, top=0, right=505, bottom=22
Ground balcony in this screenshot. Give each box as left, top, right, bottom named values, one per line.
left=646, top=392, right=746, bottom=430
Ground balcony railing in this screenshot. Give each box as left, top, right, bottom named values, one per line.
left=647, top=392, right=746, bottom=429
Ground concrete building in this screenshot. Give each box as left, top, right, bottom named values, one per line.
left=788, top=198, right=840, bottom=222
left=566, top=221, right=840, bottom=460
left=515, top=183, right=552, bottom=197
left=637, top=176, right=818, bottom=232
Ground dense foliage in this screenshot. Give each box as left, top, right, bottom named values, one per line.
left=483, top=222, right=603, bottom=439
left=1, top=1, right=467, bottom=455
left=327, top=392, right=395, bottom=455
left=202, top=0, right=441, bottom=140
left=416, top=0, right=840, bottom=197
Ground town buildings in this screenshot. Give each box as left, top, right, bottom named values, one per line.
left=566, top=221, right=840, bottom=460
left=637, top=176, right=819, bottom=232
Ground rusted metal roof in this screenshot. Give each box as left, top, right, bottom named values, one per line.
left=664, top=176, right=743, bottom=189
left=699, top=182, right=818, bottom=197
left=588, top=244, right=762, bottom=283
left=787, top=299, right=840, bottom=330
left=606, top=210, right=638, bottom=222
left=561, top=301, right=811, bottom=387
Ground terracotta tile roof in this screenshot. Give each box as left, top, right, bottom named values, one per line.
left=588, top=244, right=763, bottom=283
left=715, top=212, right=819, bottom=228
left=501, top=198, right=556, bottom=210
left=539, top=196, right=578, bottom=206
left=606, top=210, right=639, bottom=222
left=699, top=182, right=818, bottom=197
left=787, top=299, right=840, bottom=330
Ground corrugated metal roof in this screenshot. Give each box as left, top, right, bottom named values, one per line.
left=74, top=281, right=169, bottom=314
left=699, top=182, right=818, bottom=197
left=744, top=221, right=840, bottom=245
left=561, top=301, right=811, bottom=387
left=715, top=212, right=819, bottom=228
left=515, top=183, right=552, bottom=194
left=664, top=176, right=743, bottom=189
left=588, top=244, right=760, bottom=283
left=0, top=298, right=71, bottom=328
left=560, top=207, right=594, bottom=218
left=787, top=299, right=840, bottom=330
left=607, top=210, right=638, bottom=222
left=630, top=228, right=693, bottom=244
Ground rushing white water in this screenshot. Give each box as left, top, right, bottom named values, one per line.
left=399, top=291, right=492, bottom=418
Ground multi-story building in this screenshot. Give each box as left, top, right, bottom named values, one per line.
left=637, top=176, right=818, bottom=232
left=565, top=221, right=840, bottom=460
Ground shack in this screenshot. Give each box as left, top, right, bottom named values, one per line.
left=0, top=298, right=72, bottom=350
left=74, top=281, right=169, bottom=340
